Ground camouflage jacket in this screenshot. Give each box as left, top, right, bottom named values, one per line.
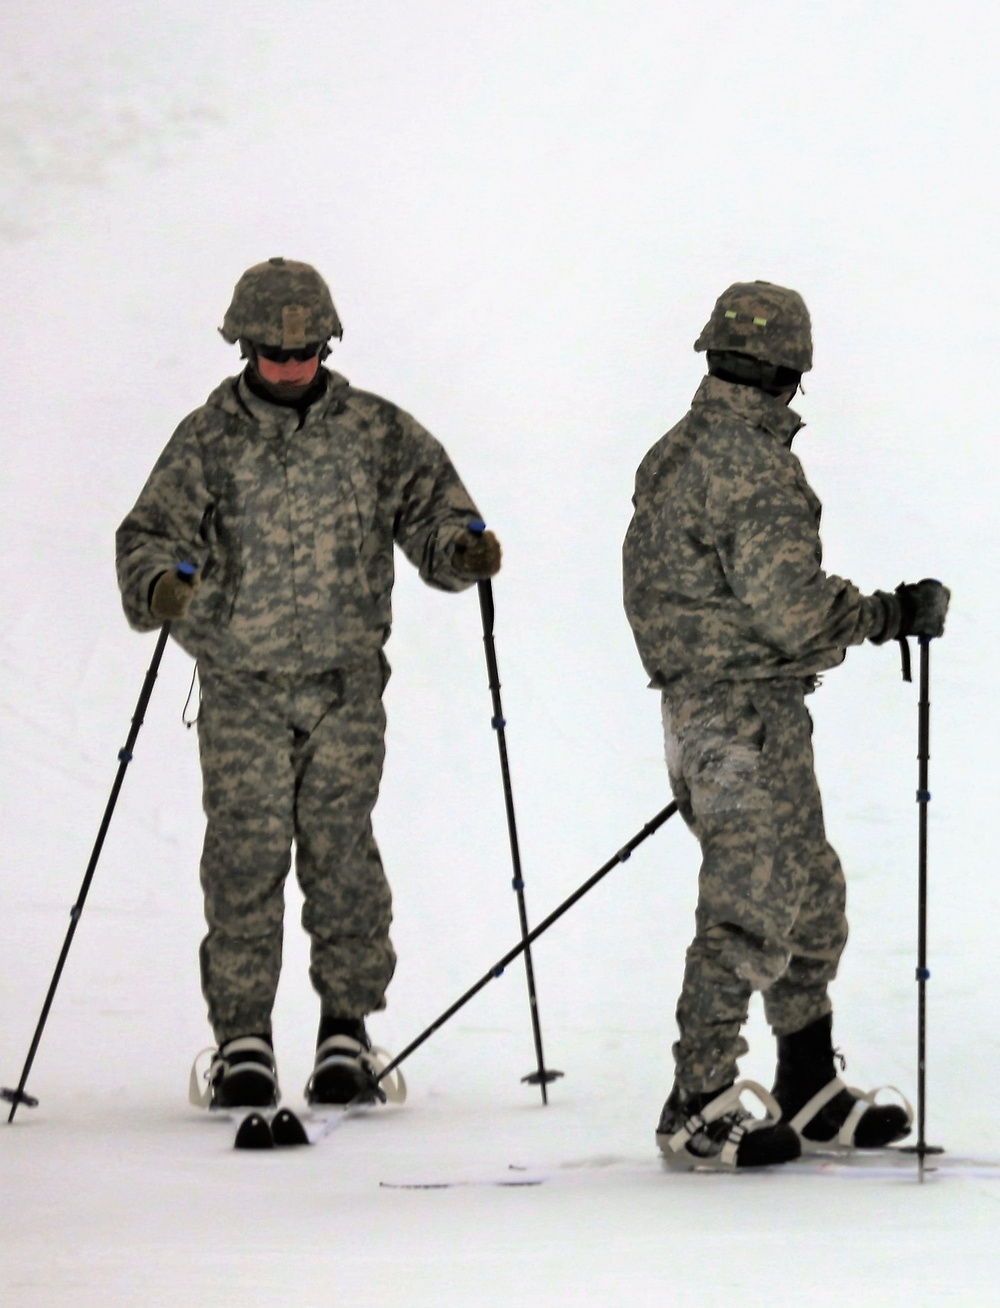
left=117, top=369, right=481, bottom=672
left=623, top=375, right=888, bottom=690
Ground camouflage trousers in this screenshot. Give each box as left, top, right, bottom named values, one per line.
left=661, top=678, right=848, bottom=1095
left=196, top=655, right=395, bottom=1044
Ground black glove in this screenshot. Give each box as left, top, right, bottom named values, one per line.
left=872, top=579, right=950, bottom=642
left=453, top=528, right=502, bottom=579
left=895, top=579, right=950, bottom=638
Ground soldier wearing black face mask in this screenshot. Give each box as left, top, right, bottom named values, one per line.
left=624, top=280, right=949, bottom=1171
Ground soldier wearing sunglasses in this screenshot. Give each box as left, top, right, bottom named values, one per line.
left=116, top=257, right=500, bottom=1113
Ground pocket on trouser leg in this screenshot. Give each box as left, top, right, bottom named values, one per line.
left=695, top=825, right=793, bottom=991
left=683, top=683, right=767, bottom=815
left=695, top=798, right=796, bottom=949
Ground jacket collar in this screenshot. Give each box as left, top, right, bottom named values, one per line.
left=691, top=373, right=804, bottom=447
left=207, top=368, right=350, bottom=430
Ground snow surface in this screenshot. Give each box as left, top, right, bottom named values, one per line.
left=2, top=3, right=999, bottom=1304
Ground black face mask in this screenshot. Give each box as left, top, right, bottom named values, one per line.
left=706, top=350, right=801, bottom=398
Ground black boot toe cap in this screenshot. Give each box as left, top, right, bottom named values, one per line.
left=854, top=1104, right=912, bottom=1149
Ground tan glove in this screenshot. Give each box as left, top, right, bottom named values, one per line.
left=453, top=528, right=502, bottom=579
left=150, top=569, right=200, bottom=620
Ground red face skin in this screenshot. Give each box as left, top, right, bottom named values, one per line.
left=254, top=354, right=321, bottom=388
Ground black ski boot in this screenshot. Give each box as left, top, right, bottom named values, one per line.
left=208, top=1034, right=279, bottom=1110
left=305, top=1017, right=384, bottom=1107
left=771, top=1015, right=912, bottom=1152
left=656, top=1080, right=801, bottom=1171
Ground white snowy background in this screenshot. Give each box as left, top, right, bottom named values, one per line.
left=2, top=3, right=998, bottom=1304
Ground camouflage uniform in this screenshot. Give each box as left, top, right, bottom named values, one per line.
left=623, top=374, right=894, bottom=1094
left=117, top=368, right=480, bottom=1042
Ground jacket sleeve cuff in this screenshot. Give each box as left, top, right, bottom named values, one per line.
left=867, top=590, right=902, bottom=644
left=147, top=571, right=168, bottom=614
left=420, top=523, right=478, bottom=592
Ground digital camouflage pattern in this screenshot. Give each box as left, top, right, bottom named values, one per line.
left=219, top=257, right=344, bottom=347
left=117, top=365, right=483, bottom=1043
left=623, top=370, right=894, bottom=1098
left=117, top=369, right=481, bottom=675
left=623, top=375, right=892, bottom=693
left=663, top=679, right=847, bottom=1092
left=694, top=280, right=813, bottom=372
left=198, top=659, right=392, bottom=1043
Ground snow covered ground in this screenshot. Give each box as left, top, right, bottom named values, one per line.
left=2, top=4, right=999, bottom=1304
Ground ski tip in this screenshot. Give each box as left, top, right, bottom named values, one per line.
left=233, top=1111, right=274, bottom=1150
left=271, top=1108, right=311, bottom=1147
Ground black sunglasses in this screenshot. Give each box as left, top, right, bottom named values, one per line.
left=256, top=342, right=323, bottom=364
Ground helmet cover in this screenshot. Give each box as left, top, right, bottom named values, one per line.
left=220, top=257, right=343, bottom=347
left=694, top=280, right=812, bottom=372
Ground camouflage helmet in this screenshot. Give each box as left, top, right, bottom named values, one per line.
left=694, top=280, right=812, bottom=372
left=219, top=257, right=343, bottom=347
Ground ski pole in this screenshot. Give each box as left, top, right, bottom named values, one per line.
left=467, top=518, right=561, bottom=1102
left=911, top=635, right=943, bottom=1179
left=376, top=800, right=678, bottom=1089
left=3, top=564, right=194, bottom=1123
